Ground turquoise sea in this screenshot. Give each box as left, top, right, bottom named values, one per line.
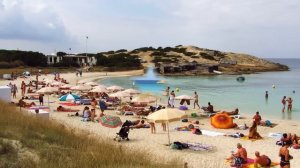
left=99, top=59, right=300, bottom=121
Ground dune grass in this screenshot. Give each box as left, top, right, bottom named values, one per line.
left=0, top=102, right=180, bottom=168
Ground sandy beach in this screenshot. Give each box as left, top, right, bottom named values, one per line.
left=2, top=70, right=300, bottom=168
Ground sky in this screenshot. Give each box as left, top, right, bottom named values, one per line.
left=0, top=0, right=299, bottom=58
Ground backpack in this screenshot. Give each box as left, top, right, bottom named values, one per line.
left=192, top=128, right=202, bottom=135
left=265, top=120, right=272, bottom=127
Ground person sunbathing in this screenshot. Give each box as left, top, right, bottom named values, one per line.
left=248, top=121, right=262, bottom=139
left=254, top=151, right=271, bottom=168
left=130, top=120, right=147, bottom=129
left=18, top=98, right=36, bottom=107
left=221, top=108, right=239, bottom=115
left=56, top=106, right=80, bottom=112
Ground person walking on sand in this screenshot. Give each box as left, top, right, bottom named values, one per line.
left=12, top=84, right=18, bottom=99
left=149, top=122, right=156, bottom=134
left=287, top=97, right=293, bottom=112
left=193, top=91, right=200, bottom=109
left=282, top=96, right=287, bottom=112
left=39, top=94, right=44, bottom=106
left=21, top=81, right=26, bottom=97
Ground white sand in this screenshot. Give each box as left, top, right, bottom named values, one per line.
left=2, top=70, right=300, bottom=168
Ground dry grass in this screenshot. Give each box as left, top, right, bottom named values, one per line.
left=0, top=102, right=180, bottom=168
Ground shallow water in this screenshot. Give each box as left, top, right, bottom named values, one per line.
left=99, top=59, right=300, bottom=121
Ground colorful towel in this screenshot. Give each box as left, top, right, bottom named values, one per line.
left=226, top=158, right=279, bottom=168
left=240, top=136, right=262, bottom=142
left=59, top=102, right=79, bottom=106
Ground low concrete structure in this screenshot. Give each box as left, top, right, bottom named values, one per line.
left=46, top=54, right=97, bottom=66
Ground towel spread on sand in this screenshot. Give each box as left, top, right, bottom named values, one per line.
left=226, top=158, right=279, bottom=168
left=268, top=133, right=283, bottom=139
left=201, top=130, right=225, bottom=136
left=240, top=136, right=262, bottom=142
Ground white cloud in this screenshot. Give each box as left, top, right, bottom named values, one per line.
left=0, top=0, right=299, bottom=57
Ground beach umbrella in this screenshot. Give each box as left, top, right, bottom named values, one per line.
left=37, top=87, right=59, bottom=107
left=99, top=115, right=122, bottom=128
left=70, top=85, right=91, bottom=91
left=90, top=87, right=109, bottom=93
left=84, top=81, right=99, bottom=86
left=175, top=95, right=194, bottom=100
left=147, top=108, right=187, bottom=145
left=59, top=94, right=80, bottom=101
left=123, top=88, right=141, bottom=95
left=107, top=85, right=124, bottom=92
left=210, top=113, right=235, bottom=129
left=60, top=84, right=74, bottom=89
left=131, top=93, right=157, bottom=104
left=109, top=91, right=131, bottom=98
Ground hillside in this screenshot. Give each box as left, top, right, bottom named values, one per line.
left=0, top=102, right=179, bottom=168
left=102, top=45, right=288, bottom=75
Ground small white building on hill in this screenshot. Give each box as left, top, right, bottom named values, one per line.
left=46, top=54, right=97, bottom=66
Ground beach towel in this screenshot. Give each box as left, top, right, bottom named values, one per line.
left=28, top=106, right=50, bottom=110
left=227, top=158, right=279, bottom=168
left=240, top=136, right=262, bottom=142
left=59, top=102, right=79, bottom=106
left=201, top=130, right=225, bottom=137
left=268, top=133, right=283, bottom=139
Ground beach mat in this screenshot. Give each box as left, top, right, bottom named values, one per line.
left=227, top=158, right=279, bottom=168
left=59, top=102, right=79, bottom=106
left=240, top=136, right=262, bottom=142
left=268, top=133, right=283, bottom=139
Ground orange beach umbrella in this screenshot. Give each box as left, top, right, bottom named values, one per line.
left=210, top=113, right=235, bottom=129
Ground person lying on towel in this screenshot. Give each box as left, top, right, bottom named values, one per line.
left=57, top=106, right=80, bottom=112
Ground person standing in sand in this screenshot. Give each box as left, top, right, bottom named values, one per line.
left=282, top=96, right=287, bottom=112
left=287, top=97, right=293, bottom=112
left=279, top=140, right=293, bottom=168
left=12, top=84, right=18, bottom=99
left=21, top=81, right=26, bottom=97
left=169, top=90, right=175, bottom=108
left=193, top=91, right=200, bottom=109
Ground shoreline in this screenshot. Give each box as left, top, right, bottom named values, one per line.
left=1, top=69, right=300, bottom=167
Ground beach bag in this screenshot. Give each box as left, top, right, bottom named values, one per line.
left=191, top=113, right=198, bottom=118
left=232, top=157, right=243, bottom=167
left=173, top=141, right=183, bottom=150
left=192, top=128, right=202, bottom=135
left=182, top=119, right=188, bottom=122
left=265, top=120, right=272, bottom=127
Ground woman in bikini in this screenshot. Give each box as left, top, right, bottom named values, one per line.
left=279, top=140, right=293, bottom=168
left=287, top=97, right=293, bottom=112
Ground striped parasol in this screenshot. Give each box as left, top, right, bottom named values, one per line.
left=59, top=94, right=80, bottom=101
left=99, top=115, right=122, bottom=128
